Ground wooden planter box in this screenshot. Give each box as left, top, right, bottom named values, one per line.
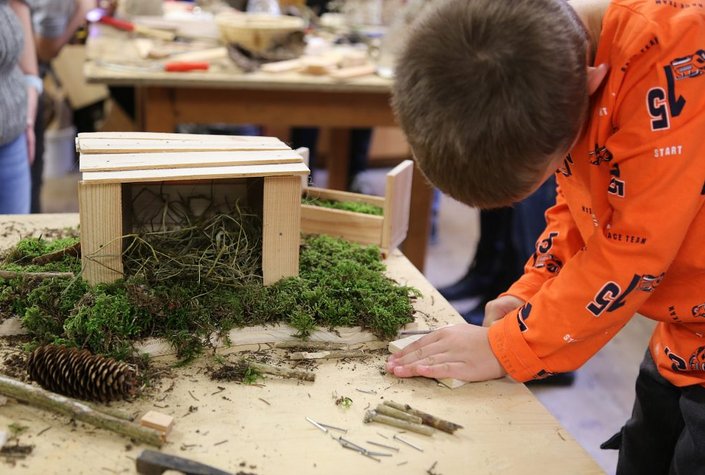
left=301, top=160, right=413, bottom=255
left=76, top=132, right=309, bottom=286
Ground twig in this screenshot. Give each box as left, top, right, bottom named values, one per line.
left=363, top=410, right=434, bottom=436
left=275, top=341, right=349, bottom=351
left=383, top=400, right=463, bottom=434
left=288, top=350, right=367, bottom=360
left=37, top=426, right=52, bottom=436
left=0, top=375, right=162, bottom=447
left=31, top=241, right=81, bottom=265
left=188, top=390, right=199, bottom=402
left=0, top=270, right=74, bottom=279
left=258, top=398, right=270, bottom=406
left=210, top=387, right=225, bottom=396
left=86, top=403, right=134, bottom=422
left=397, top=329, right=433, bottom=336
left=375, top=404, right=423, bottom=424
left=249, top=362, right=315, bottom=382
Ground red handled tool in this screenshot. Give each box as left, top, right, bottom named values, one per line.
left=90, top=12, right=176, bottom=41
left=96, top=60, right=210, bottom=73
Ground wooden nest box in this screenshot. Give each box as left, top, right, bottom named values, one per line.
left=76, top=132, right=309, bottom=286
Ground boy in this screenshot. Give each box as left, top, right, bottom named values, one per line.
left=386, top=0, right=705, bottom=473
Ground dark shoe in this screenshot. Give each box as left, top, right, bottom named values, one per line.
left=525, top=372, right=576, bottom=386
left=438, top=273, right=494, bottom=301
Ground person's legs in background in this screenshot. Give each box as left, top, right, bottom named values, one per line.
left=291, top=127, right=371, bottom=190
left=442, top=176, right=557, bottom=327
left=347, top=128, right=372, bottom=188
left=438, top=206, right=519, bottom=318
left=0, top=134, right=31, bottom=214
left=512, top=176, right=556, bottom=264
left=30, top=91, right=45, bottom=213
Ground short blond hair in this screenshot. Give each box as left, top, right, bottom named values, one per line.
left=392, top=0, right=588, bottom=208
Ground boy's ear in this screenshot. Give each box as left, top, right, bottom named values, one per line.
left=587, top=63, right=609, bottom=95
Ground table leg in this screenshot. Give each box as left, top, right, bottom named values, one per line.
left=327, top=128, right=351, bottom=190
left=141, top=87, right=177, bottom=133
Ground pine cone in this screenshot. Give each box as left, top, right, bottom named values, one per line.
left=27, top=345, right=138, bottom=402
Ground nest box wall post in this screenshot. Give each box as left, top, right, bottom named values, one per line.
left=381, top=160, right=414, bottom=254
left=79, top=182, right=124, bottom=284
left=262, top=175, right=301, bottom=285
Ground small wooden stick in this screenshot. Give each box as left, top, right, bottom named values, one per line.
left=0, top=270, right=74, bottom=279
left=375, top=404, right=423, bottom=424
left=249, top=362, right=315, bottom=382
left=31, top=241, right=81, bottom=265
left=363, top=410, right=434, bottom=436
left=288, top=350, right=367, bottom=360
left=274, top=341, right=348, bottom=351
left=383, top=400, right=463, bottom=434
left=0, top=375, right=162, bottom=447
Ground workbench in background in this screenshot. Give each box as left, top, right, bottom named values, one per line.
left=0, top=214, right=602, bottom=475
left=83, top=29, right=434, bottom=272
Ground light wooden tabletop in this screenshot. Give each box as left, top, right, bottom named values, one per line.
left=0, top=214, right=603, bottom=475
left=83, top=27, right=391, bottom=93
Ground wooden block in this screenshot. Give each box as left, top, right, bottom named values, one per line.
left=388, top=334, right=467, bottom=390
left=139, top=411, right=174, bottom=438
left=388, top=334, right=424, bottom=353
left=81, top=162, right=310, bottom=184
left=79, top=149, right=304, bottom=172
left=381, top=160, right=413, bottom=253
left=79, top=182, right=124, bottom=285
left=262, top=176, right=301, bottom=285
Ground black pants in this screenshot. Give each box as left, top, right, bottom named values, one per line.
left=616, top=350, right=705, bottom=475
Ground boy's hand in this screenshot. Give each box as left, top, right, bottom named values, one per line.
left=482, top=295, right=525, bottom=327
left=386, top=324, right=506, bottom=382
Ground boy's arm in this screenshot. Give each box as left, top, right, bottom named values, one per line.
left=489, top=54, right=705, bottom=382
left=390, top=40, right=705, bottom=384
left=482, top=186, right=584, bottom=326
left=501, top=184, right=585, bottom=303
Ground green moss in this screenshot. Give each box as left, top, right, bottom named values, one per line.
left=302, top=195, right=384, bottom=216
left=2, top=237, right=81, bottom=274
left=0, top=228, right=417, bottom=363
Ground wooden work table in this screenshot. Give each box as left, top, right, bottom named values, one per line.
left=82, top=28, right=434, bottom=272
left=0, top=214, right=602, bottom=474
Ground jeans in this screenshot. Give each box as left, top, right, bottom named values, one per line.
left=0, top=133, right=31, bottom=214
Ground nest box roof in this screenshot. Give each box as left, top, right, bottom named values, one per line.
left=76, top=132, right=309, bottom=184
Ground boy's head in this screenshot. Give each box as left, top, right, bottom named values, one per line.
left=392, top=0, right=589, bottom=208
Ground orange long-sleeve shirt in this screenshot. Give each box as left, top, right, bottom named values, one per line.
left=488, top=0, right=705, bottom=387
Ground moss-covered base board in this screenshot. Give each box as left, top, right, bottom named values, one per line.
left=113, top=323, right=413, bottom=358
